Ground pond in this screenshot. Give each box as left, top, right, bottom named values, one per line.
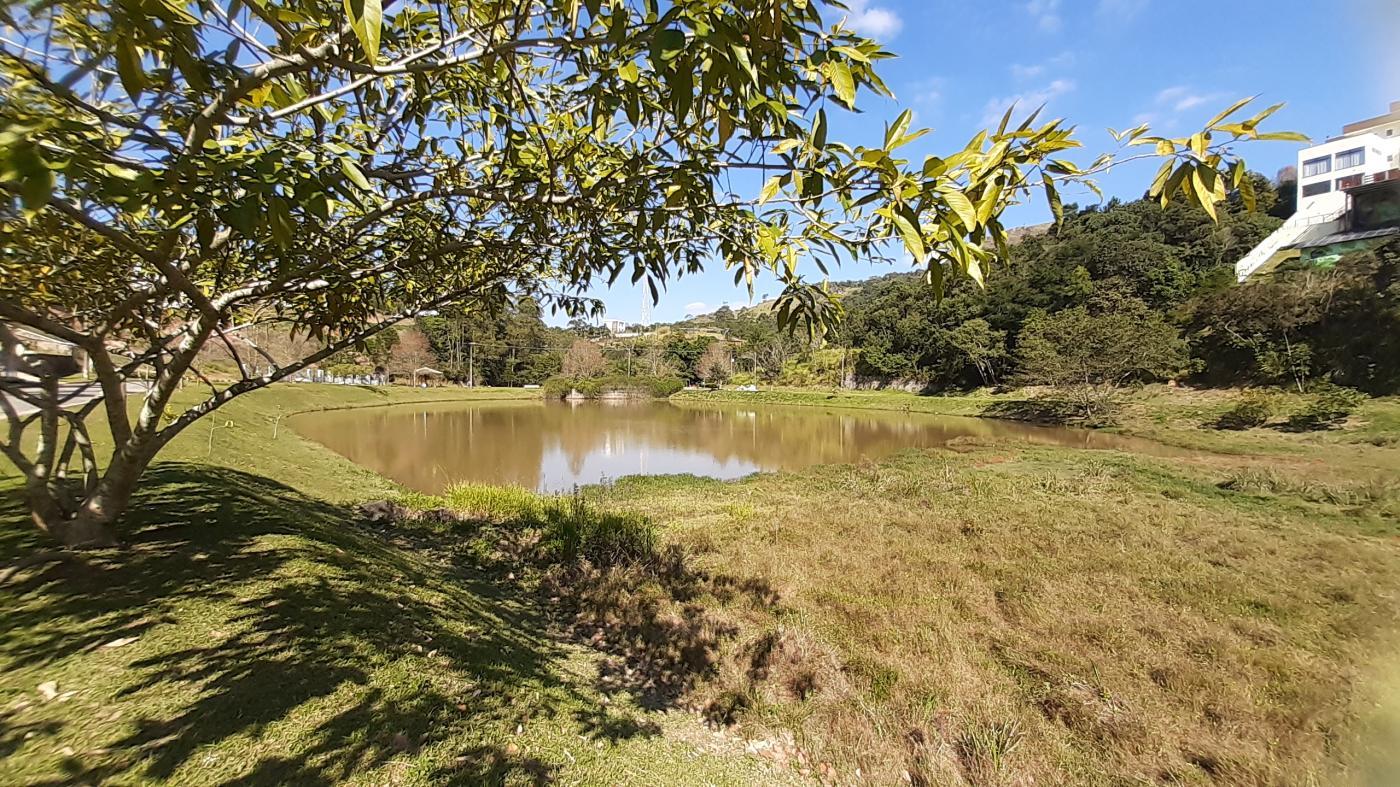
left=290, top=399, right=1181, bottom=494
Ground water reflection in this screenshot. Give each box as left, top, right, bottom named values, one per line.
left=289, top=399, right=1180, bottom=494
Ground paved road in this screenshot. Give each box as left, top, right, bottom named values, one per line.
left=1, top=380, right=150, bottom=421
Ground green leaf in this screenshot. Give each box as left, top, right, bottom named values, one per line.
left=668, top=61, right=693, bottom=121
left=1148, top=158, right=1174, bottom=198
left=268, top=194, right=293, bottom=249
left=651, top=29, right=686, bottom=64
left=832, top=45, right=870, bottom=63
left=941, top=187, right=976, bottom=229
left=827, top=61, right=855, bottom=107
left=1254, top=131, right=1310, bottom=142
left=1042, top=173, right=1063, bottom=224
left=886, top=109, right=912, bottom=148
left=12, top=143, right=52, bottom=212
left=115, top=40, right=146, bottom=101
left=717, top=111, right=735, bottom=147
left=1190, top=166, right=1218, bottom=221
left=966, top=255, right=984, bottom=287
left=812, top=109, right=828, bottom=149
left=1204, top=96, right=1256, bottom=129
left=758, top=175, right=783, bottom=205
left=891, top=206, right=925, bottom=262
left=343, top=0, right=383, bottom=64
left=617, top=61, right=639, bottom=83
left=1237, top=169, right=1257, bottom=212
left=1161, top=163, right=1190, bottom=207
left=340, top=159, right=371, bottom=191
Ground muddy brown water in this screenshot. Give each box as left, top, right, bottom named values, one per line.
left=289, top=399, right=1183, bottom=494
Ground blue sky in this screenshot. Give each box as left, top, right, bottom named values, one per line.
left=568, top=0, right=1400, bottom=326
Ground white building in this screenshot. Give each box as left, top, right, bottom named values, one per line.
left=601, top=318, right=628, bottom=336
left=1236, top=101, right=1400, bottom=281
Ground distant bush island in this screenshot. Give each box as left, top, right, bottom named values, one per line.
left=542, top=374, right=685, bottom=400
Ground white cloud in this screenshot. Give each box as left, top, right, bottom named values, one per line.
left=910, top=76, right=944, bottom=105
left=844, top=0, right=903, bottom=40
left=1097, top=0, right=1149, bottom=21
left=1011, top=51, right=1074, bottom=82
left=1154, top=85, right=1221, bottom=113
left=683, top=302, right=710, bottom=315
left=981, top=78, right=1075, bottom=126
left=1023, top=0, right=1062, bottom=32
left=1010, top=63, right=1046, bottom=81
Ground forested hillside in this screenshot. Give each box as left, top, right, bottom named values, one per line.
left=839, top=177, right=1285, bottom=388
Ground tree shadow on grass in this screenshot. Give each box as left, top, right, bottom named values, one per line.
left=0, top=463, right=665, bottom=785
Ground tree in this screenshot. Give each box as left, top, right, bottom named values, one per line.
left=665, top=334, right=717, bottom=384
left=386, top=327, right=438, bottom=383
left=948, top=319, right=1007, bottom=387
left=561, top=340, right=609, bottom=379
left=698, top=343, right=735, bottom=386
left=0, top=0, right=1299, bottom=546
left=1015, top=298, right=1188, bottom=420
left=637, top=337, right=676, bottom=378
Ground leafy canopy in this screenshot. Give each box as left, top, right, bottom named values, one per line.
left=0, top=0, right=1300, bottom=342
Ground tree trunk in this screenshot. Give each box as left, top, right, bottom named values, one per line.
left=30, top=443, right=153, bottom=549
left=28, top=486, right=117, bottom=548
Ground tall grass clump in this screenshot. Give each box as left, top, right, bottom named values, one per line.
left=1220, top=467, right=1399, bottom=508
left=443, top=482, right=545, bottom=523
left=442, top=483, right=657, bottom=567
left=539, top=493, right=657, bottom=565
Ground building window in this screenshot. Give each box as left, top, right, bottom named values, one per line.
left=1302, top=156, right=1332, bottom=178
left=1337, top=175, right=1362, bottom=190
left=1302, top=181, right=1331, bottom=197
left=1334, top=148, right=1366, bottom=169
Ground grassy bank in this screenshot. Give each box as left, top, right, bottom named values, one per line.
left=0, top=385, right=788, bottom=785
left=4, top=384, right=1400, bottom=784
left=671, top=386, right=1000, bottom=418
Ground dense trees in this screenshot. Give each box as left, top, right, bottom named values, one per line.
left=1188, top=240, right=1400, bottom=394
left=419, top=299, right=567, bottom=385
left=697, top=343, right=735, bottom=386
left=838, top=182, right=1288, bottom=389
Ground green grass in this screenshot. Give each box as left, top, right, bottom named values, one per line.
left=0, top=385, right=790, bottom=785
left=5, top=383, right=1400, bottom=785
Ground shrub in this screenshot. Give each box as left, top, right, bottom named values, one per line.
left=1213, top=390, right=1277, bottom=430
left=1288, top=381, right=1366, bottom=431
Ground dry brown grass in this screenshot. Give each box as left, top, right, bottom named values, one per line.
left=597, top=434, right=1400, bottom=785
